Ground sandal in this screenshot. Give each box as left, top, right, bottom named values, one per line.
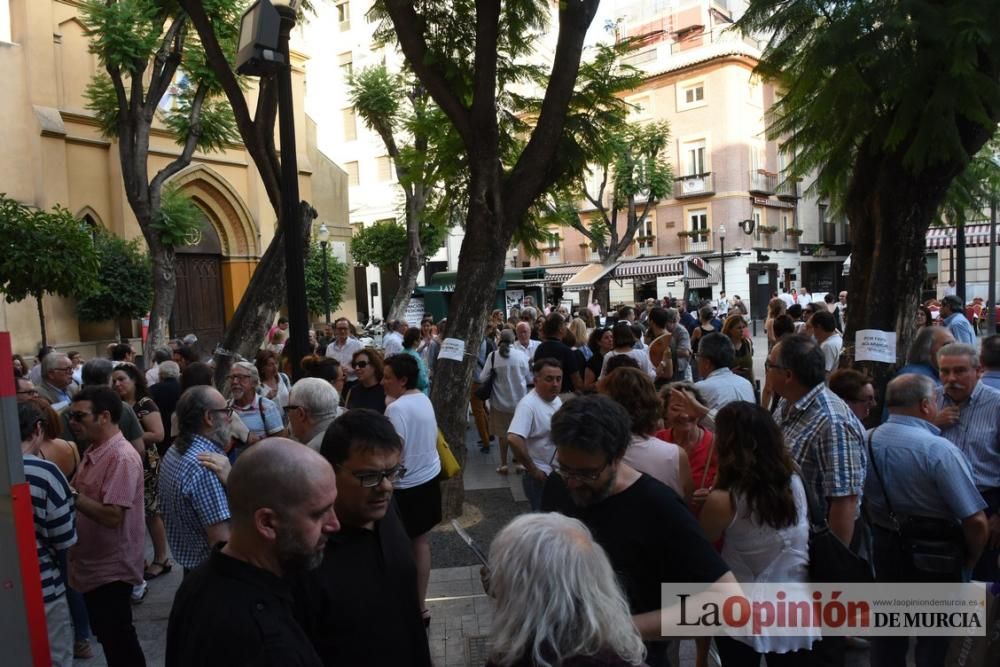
left=495, top=465, right=509, bottom=475
left=144, top=558, right=173, bottom=580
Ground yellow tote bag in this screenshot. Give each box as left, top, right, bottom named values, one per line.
left=436, top=429, right=461, bottom=480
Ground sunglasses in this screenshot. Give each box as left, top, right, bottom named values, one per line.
left=352, top=360, right=369, bottom=369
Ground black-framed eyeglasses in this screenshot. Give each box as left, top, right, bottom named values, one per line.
left=549, top=453, right=610, bottom=482
left=336, top=464, right=407, bottom=488
left=764, top=360, right=787, bottom=372
left=208, top=406, right=235, bottom=418
left=67, top=411, right=93, bottom=421
left=283, top=404, right=302, bottom=414
left=229, top=374, right=253, bottom=382
left=16, top=389, right=40, bottom=397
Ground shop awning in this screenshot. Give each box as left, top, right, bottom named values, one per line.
left=926, top=225, right=994, bottom=249
left=542, top=263, right=588, bottom=283
left=613, top=256, right=686, bottom=281
left=415, top=266, right=549, bottom=293
left=560, top=262, right=620, bottom=291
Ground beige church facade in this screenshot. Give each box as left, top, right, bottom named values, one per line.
left=0, top=0, right=355, bottom=359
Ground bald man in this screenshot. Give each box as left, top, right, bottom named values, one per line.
left=165, top=439, right=339, bottom=667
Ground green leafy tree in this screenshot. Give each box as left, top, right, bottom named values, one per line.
left=349, top=218, right=449, bottom=271
left=349, top=64, right=454, bottom=321
left=737, top=0, right=1000, bottom=409
left=0, top=196, right=99, bottom=346
left=76, top=228, right=153, bottom=325
left=81, top=0, right=240, bottom=354
left=304, top=241, right=349, bottom=319
left=374, top=0, right=607, bottom=514
left=547, top=119, right=672, bottom=305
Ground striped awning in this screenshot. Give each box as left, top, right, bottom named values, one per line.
left=926, top=225, right=994, bottom=249
left=542, top=263, right=587, bottom=283
left=613, top=256, right=686, bottom=281
left=561, top=262, right=620, bottom=291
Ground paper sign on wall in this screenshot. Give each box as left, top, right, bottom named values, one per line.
left=855, top=329, right=897, bottom=364
left=439, top=338, right=466, bottom=362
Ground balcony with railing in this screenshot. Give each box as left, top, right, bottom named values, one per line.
left=677, top=231, right=714, bottom=254
left=749, top=170, right=777, bottom=195
left=776, top=177, right=800, bottom=201
left=673, top=173, right=714, bottom=199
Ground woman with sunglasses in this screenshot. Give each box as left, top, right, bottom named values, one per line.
left=111, top=363, right=172, bottom=580
left=344, top=349, right=387, bottom=413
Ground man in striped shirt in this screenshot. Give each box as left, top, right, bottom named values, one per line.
left=19, top=401, right=77, bottom=667
left=935, top=342, right=1000, bottom=581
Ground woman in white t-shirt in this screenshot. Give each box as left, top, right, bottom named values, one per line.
left=600, top=321, right=656, bottom=378
left=383, top=353, right=442, bottom=627
left=699, top=401, right=816, bottom=662
left=479, top=329, right=532, bottom=474
left=597, top=367, right=692, bottom=500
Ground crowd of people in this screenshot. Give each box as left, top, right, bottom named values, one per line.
left=12, top=285, right=1000, bottom=666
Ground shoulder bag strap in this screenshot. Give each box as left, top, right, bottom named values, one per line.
left=865, top=427, right=899, bottom=529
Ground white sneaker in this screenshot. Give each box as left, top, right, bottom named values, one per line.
left=131, top=580, right=148, bottom=604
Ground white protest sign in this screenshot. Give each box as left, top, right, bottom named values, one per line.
left=404, top=298, right=424, bottom=328
left=439, top=338, right=466, bottom=362
left=855, top=329, right=897, bottom=364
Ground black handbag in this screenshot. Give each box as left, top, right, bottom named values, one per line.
left=475, top=352, right=496, bottom=401
left=865, top=430, right=966, bottom=577
left=800, top=467, right=874, bottom=583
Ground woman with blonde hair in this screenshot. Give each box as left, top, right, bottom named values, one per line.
left=765, top=297, right=787, bottom=350
left=486, top=513, right=646, bottom=667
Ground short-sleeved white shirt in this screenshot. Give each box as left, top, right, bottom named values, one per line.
left=385, top=392, right=441, bottom=487
left=507, top=390, right=562, bottom=472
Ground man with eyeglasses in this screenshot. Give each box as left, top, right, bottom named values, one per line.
left=540, top=394, right=733, bottom=667
left=229, top=361, right=286, bottom=454
left=158, top=386, right=233, bottom=575
left=65, top=386, right=146, bottom=667
left=325, top=317, right=364, bottom=384
left=287, top=378, right=341, bottom=451
left=291, top=409, right=432, bottom=666
left=15, top=376, right=41, bottom=402
left=37, top=352, right=79, bottom=409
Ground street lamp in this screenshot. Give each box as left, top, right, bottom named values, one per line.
left=236, top=0, right=308, bottom=380
left=318, top=222, right=331, bottom=324
left=718, top=224, right=727, bottom=296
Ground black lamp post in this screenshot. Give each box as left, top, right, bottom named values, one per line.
left=718, top=224, right=727, bottom=295
left=236, top=0, right=308, bottom=380
left=318, top=222, right=331, bottom=324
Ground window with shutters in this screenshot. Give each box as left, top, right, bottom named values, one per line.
left=344, top=161, right=359, bottom=187
left=342, top=108, right=357, bottom=141
left=376, top=156, right=394, bottom=182
left=338, top=52, right=353, bottom=79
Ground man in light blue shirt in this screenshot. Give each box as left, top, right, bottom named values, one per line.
left=981, top=335, right=1000, bottom=391
left=866, top=373, right=988, bottom=667
left=935, top=342, right=1000, bottom=582
left=694, top=333, right=755, bottom=410
left=940, top=294, right=976, bottom=344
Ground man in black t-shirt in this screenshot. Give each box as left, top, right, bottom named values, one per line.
left=541, top=395, right=733, bottom=667
left=534, top=313, right=581, bottom=396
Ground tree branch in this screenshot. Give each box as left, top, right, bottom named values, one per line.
left=471, top=1, right=500, bottom=137
left=176, top=0, right=281, bottom=214
left=146, top=15, right=187, bottom=118
left=504, top=0, right=600, bottom=223
left=150, top=83, right=208, bottom=195
left=383, top=0, right=473, bottom=146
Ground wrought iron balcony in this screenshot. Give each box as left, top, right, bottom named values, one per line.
left=673, top=173, right=714, bottom=199
left=749, top=170, right=777, bottom=195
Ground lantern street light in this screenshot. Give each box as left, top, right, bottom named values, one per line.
left=318, top=223, right=331, bottom=324
left=236, top=0, right=308, bottom=379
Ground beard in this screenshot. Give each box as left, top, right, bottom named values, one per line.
left=567, top=470, right=616, bottom=508
left=208, top=419, right=233, bottom=449
left=275, top=526, right=327, bottom=573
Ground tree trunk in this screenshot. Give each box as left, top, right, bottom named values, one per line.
left=842, top=141, right=968, bottom=425
left=146, top=241, right=177, bottom=356
left=387, top=190, right=427, bottom=323
left=592, top=270, right=613, bottom=316
left=430, top=187, right=508, bottom=519
left=35, top=293, right=47, bottom=348
left=212, top=202, right=314, bottom=387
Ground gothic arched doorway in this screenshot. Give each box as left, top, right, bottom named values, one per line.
left=171, top=220, right=226, bottom=359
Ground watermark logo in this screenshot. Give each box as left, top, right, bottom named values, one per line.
left=661, top=583, right=987, bottom=637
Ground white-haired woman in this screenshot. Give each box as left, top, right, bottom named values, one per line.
left=486, top=513, right=646, bottom=667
